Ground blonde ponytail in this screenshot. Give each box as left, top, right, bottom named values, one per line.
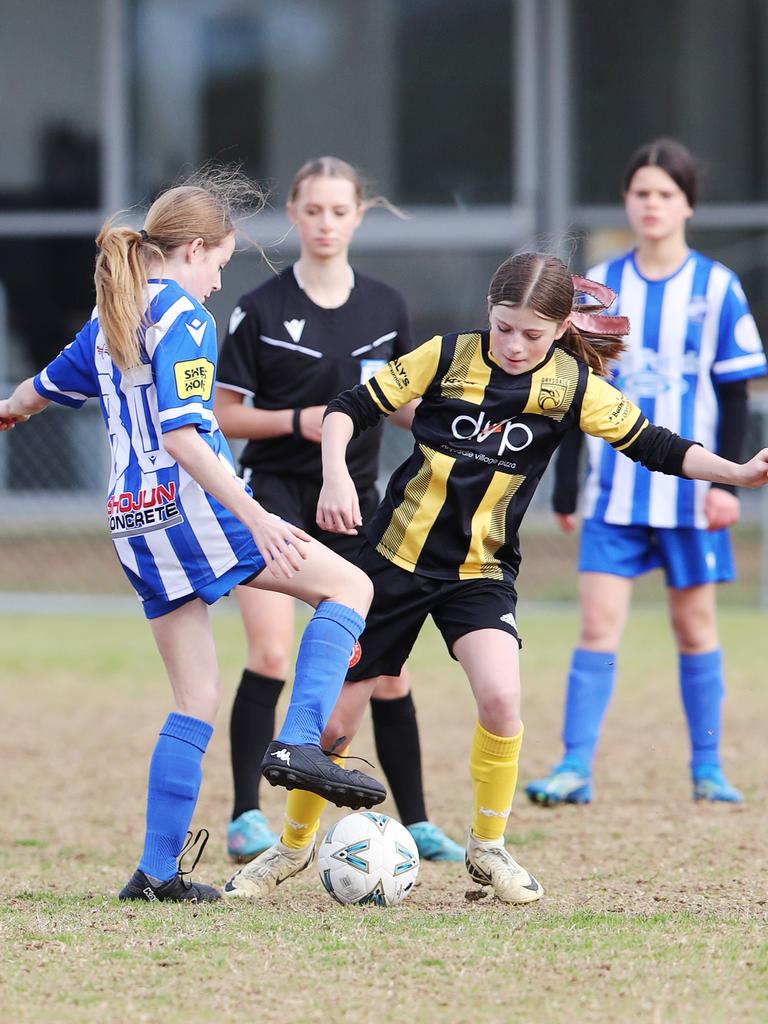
left=94, top=165, right=267, bottom=372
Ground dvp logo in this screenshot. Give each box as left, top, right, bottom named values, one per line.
left=452, top=410, right=533, bottom=455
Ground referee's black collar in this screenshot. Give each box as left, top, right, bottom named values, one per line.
left=292, top=263, right=356, bottom=293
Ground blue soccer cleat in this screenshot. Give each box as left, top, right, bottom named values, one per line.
left=407, top=821, right=464, bottom=862
left=524, top=758, right=593, bottom=807
left=692, top=765, right=744, bottom=804
left=227, top=809, right=279, bottom=863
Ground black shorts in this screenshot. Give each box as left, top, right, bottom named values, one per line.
left=347, top=544, right=520, bottom=682
left=244, top=469, right=380, bottom=561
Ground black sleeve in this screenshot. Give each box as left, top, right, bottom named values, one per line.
left=622, top=421, right=697, bottom=476
left=711, top=378, right=748, bottom=495
left=325, top=384, right=386, bottom=437
left=216, top=300, right=260, bottom=396
left=552, top=427, right=585, bottom=514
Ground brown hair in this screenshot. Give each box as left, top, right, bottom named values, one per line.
left=288, top=156, right=405, bottom=217
left=623, top=137, right=698, bottom=208
left=95, top=165, right=266, bottom=370
left=488, top=253, right=627, bottom=375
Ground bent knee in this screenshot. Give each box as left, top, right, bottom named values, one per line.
left=246, top=645, right=291, bottom=680
left=328, top=562, right=374, bottom=614
left=372, top=673, right=410, bottom=700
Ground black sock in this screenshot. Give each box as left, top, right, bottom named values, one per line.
left=370, top=693, right=427, bottom=826
left=230, top=669, right=285, bottom=820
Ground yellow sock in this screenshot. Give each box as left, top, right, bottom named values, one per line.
left=281, top=747, right=349, bottom=850
left=470, top=722, right=524, bottom=841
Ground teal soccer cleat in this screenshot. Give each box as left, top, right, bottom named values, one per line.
left=692, top=766, right=744, bottom=803
left=227, top=809, right=280, bottom=863
left=524, top=759, right=593, bottom=807
left=407, top=821, right=464, bottom=862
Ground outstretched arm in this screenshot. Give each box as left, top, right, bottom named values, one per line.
left=0, top=378, right=50, bottom=430
left=682, top=445, right=768, bottom=489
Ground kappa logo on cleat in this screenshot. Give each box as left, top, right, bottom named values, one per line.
left=272, top=748, right=291, bottom=765
left=142, top=886, right=159, bottom=902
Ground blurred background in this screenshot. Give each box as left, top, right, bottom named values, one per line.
left=2, top=0, right=768, bottom=605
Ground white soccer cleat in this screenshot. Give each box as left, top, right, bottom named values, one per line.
left=465, top=832, right=544, bottom=904
left=223, top=839, right=315, bottom=899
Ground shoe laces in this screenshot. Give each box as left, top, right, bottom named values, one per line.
left=321, top=735, right=377, bottom=772
left=178, top=828, right=210, bottom=883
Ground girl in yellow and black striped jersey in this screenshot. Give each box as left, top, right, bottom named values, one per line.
left=224, top=252, right=768, bottom=904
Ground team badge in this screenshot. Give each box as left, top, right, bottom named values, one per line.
left=537, top=378, right=568, bottom=410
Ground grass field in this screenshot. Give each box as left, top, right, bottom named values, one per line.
left=1, top=605, right=767, bottom=1024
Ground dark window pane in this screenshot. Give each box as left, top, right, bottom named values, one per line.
left=0, top=1, right=101, bottom=209
left=395, top=0, right=513, bottom=204
left=131, top=0, right=513, bottom=206
left=574, top=0, right=768, bottom=202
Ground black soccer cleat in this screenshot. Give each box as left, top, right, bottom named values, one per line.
left=261, top=740, right=387, bottom=810
left=118, top=828, right=221, bottom=902
left=118, top=869, right=221, bottom=902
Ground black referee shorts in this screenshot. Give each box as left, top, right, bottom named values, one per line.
left=347, top=544, right=520, bottom=682
left=244, top=470, right=379, bottom=561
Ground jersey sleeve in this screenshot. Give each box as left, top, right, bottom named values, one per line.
left=33, top=317, right=99, bottom=408
left=151, top=309, right=218, bottom=433
left=365, top=335, right=443, bottom=412
left=216, top=299, right=260, bottom=397
left=326, top=335, right=443, bottom=435
left=711, top=276, right=767, bottom=383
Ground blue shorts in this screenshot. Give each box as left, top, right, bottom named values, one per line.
left=578, top=518, right=734, bottom=589
left=140, top=549, right=266, bottom=620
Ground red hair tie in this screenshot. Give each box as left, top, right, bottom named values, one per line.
left=570, top=274, right=629, bottom=336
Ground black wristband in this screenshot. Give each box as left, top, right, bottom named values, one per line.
left=292, top=408, right=303, bottom=438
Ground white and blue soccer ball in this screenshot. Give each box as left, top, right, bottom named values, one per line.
left=317, top=812, right=420, bottom=907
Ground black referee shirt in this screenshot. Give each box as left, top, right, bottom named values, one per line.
left=217, top=265, right=412, bottom=487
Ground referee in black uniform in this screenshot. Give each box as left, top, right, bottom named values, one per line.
left=215, top=157, right=464, bottom=864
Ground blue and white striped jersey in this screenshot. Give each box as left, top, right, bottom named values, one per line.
left=33, top=279, right=256, bottom=606
left=582, top=250, right=767, bottom=528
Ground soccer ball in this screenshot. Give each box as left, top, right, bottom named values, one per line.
left=317, top=812, right=419, bottom=907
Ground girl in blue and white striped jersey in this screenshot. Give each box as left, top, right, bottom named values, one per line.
left=527, top=139, right=767, bottom=808
left=0, top=168, right=383, bottom=902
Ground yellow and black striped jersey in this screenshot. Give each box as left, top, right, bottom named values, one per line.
left=327, top=330, right=694, bottom=583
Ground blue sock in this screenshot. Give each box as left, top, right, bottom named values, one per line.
left=138, top=712, right=213, bottom=882
left=679, top=649, right=723, bottom=774
left=277, top=601, right=365, bottom=746
left=561, top=648, right=617, bottom=772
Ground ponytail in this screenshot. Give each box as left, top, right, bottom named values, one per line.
left=94, top=165, right=266, bottom=372
left=94, top=225, right=159, bottom=371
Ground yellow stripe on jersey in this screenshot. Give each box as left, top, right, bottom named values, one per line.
left=376, top=444, right=454, bottom=570
left=440, top=332, right=493, bottom=406
left=579, top=368, right=646, bottom=447
left=522, top=348, right=580, bottom=422
left=365, top=335, right=442, bottom=413
left=459, top=471, right=525, bottom=579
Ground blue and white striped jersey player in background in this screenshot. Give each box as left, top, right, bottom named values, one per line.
left=527, top=138, right=767, bottom=807
left=0, top=168, right=384, bottom=903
